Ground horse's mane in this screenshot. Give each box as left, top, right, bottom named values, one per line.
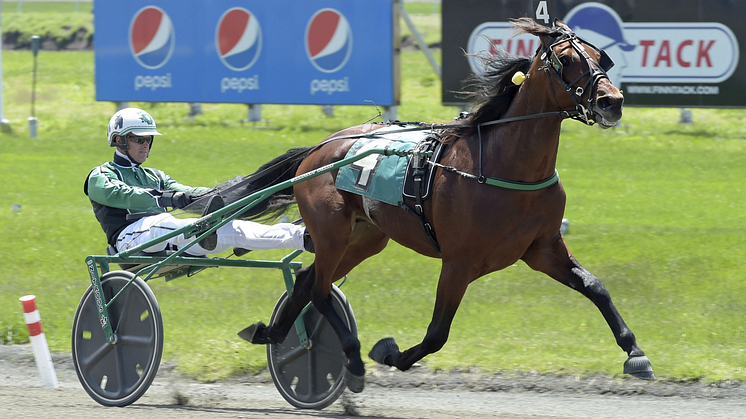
left=455, top=18, right=563, bottom=132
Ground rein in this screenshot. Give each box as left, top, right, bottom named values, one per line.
left=304, top=108, right=578, bottom=193
left=391, top=109, right=577, bottom=191
left=230, top=109, right=580, bottom=197
left=229, top=29, right=611, bottom=195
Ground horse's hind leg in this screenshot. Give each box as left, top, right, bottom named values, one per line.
left=521, top=235, right=655, bottom=380
left=369, top=261, right=473, bottom=372
left=237, top=264, right=315, bottom=344
left=309, top=283, right=366, bottom=392
left=238, top=214, right=381, bottom=345
left=243, top=217, right=388, bottom=393
left=308, top=221, right=390, bottom=393
left=239, top=261, right=365, bottom=376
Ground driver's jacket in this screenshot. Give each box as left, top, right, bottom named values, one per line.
left=84, top=152, right=209, bottom=246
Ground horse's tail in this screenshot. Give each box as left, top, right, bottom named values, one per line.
left=190, top=146, right=314, bottom=221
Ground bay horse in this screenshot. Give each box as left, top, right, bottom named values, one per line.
left=208, top=18, right=655, bottom=392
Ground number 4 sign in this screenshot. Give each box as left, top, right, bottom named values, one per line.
left=534, top=0, right=551, bottom=24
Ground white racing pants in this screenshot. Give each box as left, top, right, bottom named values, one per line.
left=116, top=213, right=306, bottom=256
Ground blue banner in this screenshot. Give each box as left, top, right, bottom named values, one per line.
left=94, top=0, right=397, bottom=105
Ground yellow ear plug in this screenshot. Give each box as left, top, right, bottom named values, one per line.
left=511, top=71, right=526, bottom=86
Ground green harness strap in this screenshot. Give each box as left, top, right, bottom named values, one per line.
left=483, top=170, right=560, bottom=191
left=430, top=159, right=560, bottom=192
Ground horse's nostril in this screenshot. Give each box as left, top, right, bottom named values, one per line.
left=597, top=94, right=622, bottom=111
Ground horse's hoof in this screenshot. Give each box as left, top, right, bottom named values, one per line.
left=237, top=322, right=268, bottom=344
left=624, top=355, right=656, bottom=380
left=344, top=366, right=365, bottom=393
left=368, top=337, right=399, bottom=366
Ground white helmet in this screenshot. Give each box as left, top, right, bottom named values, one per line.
left=107, top=108, right=162, bottom=148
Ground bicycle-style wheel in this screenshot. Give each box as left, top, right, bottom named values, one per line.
left=267, top=284, right=357, bottom=410
left=72, top=271, right=163, bottom=407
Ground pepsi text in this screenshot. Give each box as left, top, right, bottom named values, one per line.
left=311, top=77, right=349, bottom=95
left=134, top=74, right=172, bottom=91
left=221, top=75, right=260, bottom=93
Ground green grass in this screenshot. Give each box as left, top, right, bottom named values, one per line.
left=2, top=2, right=92, bottom=14
left=403, top=1, right=441, bottom=15
left=400, top=13, right=441, bottom=48
left=2, top=2, right=92, bottom=47
left=2, top=18, right=746, bottom=384
left=401, top=2, right=442, bottom=48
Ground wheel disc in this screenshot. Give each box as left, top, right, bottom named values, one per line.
left=267, top=285, right=356, bottom=410
left=71, top=271, right=163, bottom=407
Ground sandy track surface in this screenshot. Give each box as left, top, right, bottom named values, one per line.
left=2, top=344, right=746, bottom=418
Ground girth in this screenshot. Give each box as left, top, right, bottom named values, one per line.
left=401, top=133, right=445, bottom=255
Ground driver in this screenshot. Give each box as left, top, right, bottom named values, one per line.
left=84, top=107, right=313, bottom=256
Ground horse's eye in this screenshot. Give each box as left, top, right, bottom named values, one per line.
left=560, top=56, right=570, bottom=66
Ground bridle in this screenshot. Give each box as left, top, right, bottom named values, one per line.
left=534, top=28, right=615, bottom=126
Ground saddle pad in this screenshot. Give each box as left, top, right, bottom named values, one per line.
left=335, top=126, right=429, bottom=206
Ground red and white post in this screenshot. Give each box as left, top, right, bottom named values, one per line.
left=19, top=295, right=59, bottom=388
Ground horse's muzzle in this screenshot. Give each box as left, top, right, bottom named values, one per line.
left=594, top=90, right=624, bottom=129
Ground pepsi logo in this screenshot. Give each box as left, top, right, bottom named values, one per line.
left=129, top=6, right=175, bottom=70
left=305, top=9, right=353, bottom=73
left=216, top=8, right=262, bottom=71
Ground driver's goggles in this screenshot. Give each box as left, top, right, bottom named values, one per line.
left=126, top=134, right=153, bottom=145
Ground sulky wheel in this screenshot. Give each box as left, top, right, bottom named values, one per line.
left=71, top=271, right=163, bottom=407
left=267, top=284, right=357, bottom=410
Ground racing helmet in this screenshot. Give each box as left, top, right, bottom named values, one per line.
left=107, top=108, right=162, bottom=149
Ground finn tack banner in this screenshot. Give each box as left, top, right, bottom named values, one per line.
left=94, top=0, right=398, bottom=106
left=442, top=0, right=744, bottom=108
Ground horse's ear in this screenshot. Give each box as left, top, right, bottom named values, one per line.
left=537, top=18, right=570, bottom=50
left=513, top=17, right=556, bottom=51
left=538, top=28, right=556, bottom=51
left=554, top=18, right=570, bottom=31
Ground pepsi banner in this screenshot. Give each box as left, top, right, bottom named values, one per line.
left=94, top=0, right=399, bottom=106
left=442, top=0, right=745, bottom=108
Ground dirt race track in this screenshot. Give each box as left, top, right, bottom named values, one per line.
left=2, top=345, right=746, bottom=419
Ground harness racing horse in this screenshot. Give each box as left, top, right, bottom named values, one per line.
left=213, top=18, right=655, bottom=392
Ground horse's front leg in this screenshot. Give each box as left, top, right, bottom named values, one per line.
left=369, top=262, right=472, bottom=372
left=522, top=234, right=655, bottom=380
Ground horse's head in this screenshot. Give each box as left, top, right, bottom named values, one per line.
left=521, top=18, right=623, bottom=128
